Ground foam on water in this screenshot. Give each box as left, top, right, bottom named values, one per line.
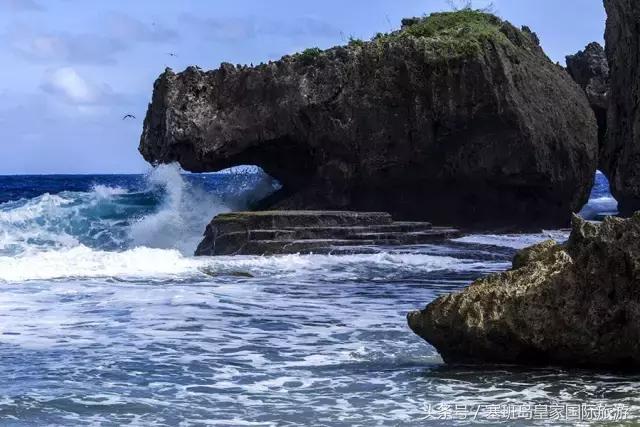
left=453, top=229, right=570, bottom=249
left=128, top=165, right=232, bottom=253
left=0, top=170, right=633, bottom=425
left=0, top=164, right=274, bottom=258
left=0, top=246, right=504, bottom=282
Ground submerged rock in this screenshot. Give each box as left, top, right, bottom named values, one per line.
left=140, top=10, right=597, bottom=230
left=603, top=0, right=640, bottom=215
left=408, top=214, right=640, bottom=368
left=195, top=210, right=459, bottom=255
left=566, top=42, right=609, bottom=160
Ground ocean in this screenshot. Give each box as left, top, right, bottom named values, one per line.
left=0, top=166, right=631, bottom=425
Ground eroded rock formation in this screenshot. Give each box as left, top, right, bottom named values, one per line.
left=195, top=211, right=459, bottom=256
left=566, top=42, right=609, bottom=160
left=408, top=214, right=640, bottom=368
left=603, top=0, right=640, bottom=215
left=140, top=10, right=598, bottom=229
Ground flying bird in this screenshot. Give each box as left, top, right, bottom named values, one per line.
left=167, top=52, right=178, bottom=57
left=122, top=114, right=136, bottom=120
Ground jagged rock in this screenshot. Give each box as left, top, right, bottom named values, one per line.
left=140, top=10, right=598, bottom=230
left=566, top=42, right=609, bottom=158
left=195, top=210, right=460, bottom=255
left=408, top=214, right=640, bottom=368
left=603, top=0, right=640, bottom=215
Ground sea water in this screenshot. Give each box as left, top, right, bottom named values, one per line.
left=0, top=167, right=633, bottom=426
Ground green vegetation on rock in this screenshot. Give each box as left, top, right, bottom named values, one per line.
left=297, top=47, right=323, bottom=64
left=391, top=9, right=510, bottom=56
left=287, top=9, right=523, bottom=63
left=347, top=36, right=366, bottom=48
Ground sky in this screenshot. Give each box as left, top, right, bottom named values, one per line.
left=0, top=0, right=606, bottom=174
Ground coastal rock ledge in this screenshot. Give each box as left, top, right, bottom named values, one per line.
left=408, top=214, right=640, bottom=369
left=195, top=210, right=460, bottom=256
left=140, top=10, right=597, bottom=230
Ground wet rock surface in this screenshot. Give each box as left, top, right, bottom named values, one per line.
left=195, top=211, right=460, bottom=256
left=408, top=214, right=640, bottom=369
left=140, top=11, right=598, bottom=230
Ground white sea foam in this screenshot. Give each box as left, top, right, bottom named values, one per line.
left=0, top=193, right=80, bottom=253
left=0, top=247, right=500, bottom=282
left=453, top=230, right=570, bottom=249
left=0, top=169, right=635, bottom=425
left=0, top=245, right=207, bottom=282
left=91, top=184, right=128, bottom=198
left=128, top=164, right=231, bottom=254
left=0, top=164, right=244, bottom=258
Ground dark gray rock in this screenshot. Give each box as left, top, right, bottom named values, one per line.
left=195, top=210, right=460, bottom=255
left=603, top=0, right=640, bottom=215
left=408, top=214, right=640, bottom=369
left=566, top=42, right=609, bottom=159
left=140, top=11, right=598, bottom=230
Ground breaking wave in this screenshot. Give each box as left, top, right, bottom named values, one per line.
left=0, top=164, right=280, bottom=281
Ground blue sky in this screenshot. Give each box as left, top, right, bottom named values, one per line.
left=0, top=0, right=606, bottom=174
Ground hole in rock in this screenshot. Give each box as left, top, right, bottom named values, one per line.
left=203, top=165, right=282, bottom=210
left=579, top=170, right=618, bottom=220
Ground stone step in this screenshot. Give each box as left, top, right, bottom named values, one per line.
left=211, top=211, right=393, bottom=235
left=240, top=239, right=380, bottom=256
left=248, top=229, right=297, bottom=240
left=246, top=222, right=436, bottom=241
left=283, top=222, right=434, bottom=239
left=347, top=228, right=462, bottom=243
left=201, top=228, right=461, bottom=255
left=194, top=210, right=461, bottom=256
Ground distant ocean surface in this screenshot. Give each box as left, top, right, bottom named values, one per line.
left=0, top=167, right=633, bottom=426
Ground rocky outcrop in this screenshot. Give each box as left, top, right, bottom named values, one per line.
left=603, top=0, right=640, bottom=215
left=195, top=210, right=460, bottom=255
left=140, top=10, right=598, bottom=230
left=566, top=42, right=609, bottom=159
left=408, top=214, right=640, bottom=368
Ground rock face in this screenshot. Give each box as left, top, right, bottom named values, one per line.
left=566, top=42, right=609, bottom=159
left=603, top=0, right=640, bottom=215
left=140, top=10, right=598, bottom=230
left=195, top=210, right=460, bottom=256
left=408, top=214, right=640, bottom=368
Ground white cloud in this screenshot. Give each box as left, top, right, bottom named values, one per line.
left=14, top=34, right=65, bottom=58
left=8, top=27, right=126, bottom=64
left=40, top=67, right=110, bottom=105
left=7, top=13, right=178, bottom=65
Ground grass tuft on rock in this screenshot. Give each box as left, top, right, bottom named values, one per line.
left=392, top=9, right=508, bottom=56
left=297, top=47, right=323, bottom=64
left=289, top=9, right=519, bottom=64
left=402, top=9, right=502, bottom=39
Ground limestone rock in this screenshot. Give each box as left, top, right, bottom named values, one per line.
left=566, top=42, right=609, bottom=159
left=140, top=10, right=598, bottom=230
left=408, top=214, right=640, bottom=368
left=603, top=0, right=640, bottom=215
